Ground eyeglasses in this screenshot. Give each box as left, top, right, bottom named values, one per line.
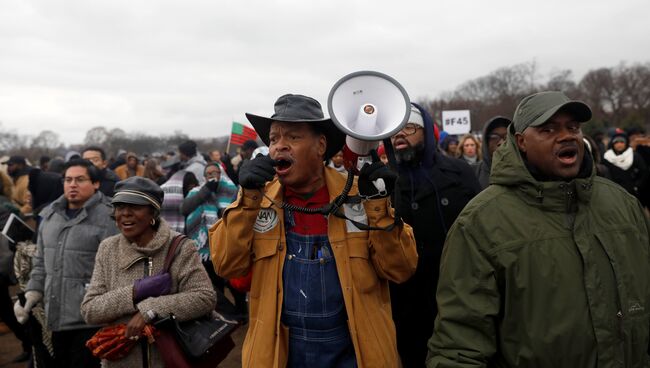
left=400, top=124, right=422, bottom=136
left=487, top=133, right=507, bottom=143
left=62, top=176, right=91, bottom=185
left=205, top=170, right=221, bottom=179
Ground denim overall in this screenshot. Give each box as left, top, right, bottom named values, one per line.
left=281, top=212, right=357, bottom=367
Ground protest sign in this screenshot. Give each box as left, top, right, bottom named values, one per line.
left=442, top=110, right=471, bottom=135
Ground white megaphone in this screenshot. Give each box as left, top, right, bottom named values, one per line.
left=328, top=71, right=410, bottom=176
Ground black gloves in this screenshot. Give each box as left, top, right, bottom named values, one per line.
left=358, top=152, right=398, bottom=198
left=205, top=178, right=220, bottom=192
left=239, top=155, right=276, bottom=189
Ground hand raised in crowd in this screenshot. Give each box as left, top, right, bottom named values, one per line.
left=238, top=154, right=276, bottom=189
left=205, top=178, right=220, bottom=192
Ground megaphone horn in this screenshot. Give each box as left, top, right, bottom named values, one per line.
left=328, top=71, right=410, bottom=171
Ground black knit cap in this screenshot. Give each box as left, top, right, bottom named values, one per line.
left=112, top=177, right=163, bottom=210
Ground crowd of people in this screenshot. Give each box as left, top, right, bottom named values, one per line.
left=0, top=90, right=648, bottom=367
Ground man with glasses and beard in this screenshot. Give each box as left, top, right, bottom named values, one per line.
left=389, top=104, right=479, bottom=367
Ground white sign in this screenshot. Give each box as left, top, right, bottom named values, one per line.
left=442, top=110, right=471, bottom=135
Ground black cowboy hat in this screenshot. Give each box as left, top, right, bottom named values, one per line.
left=245, top=94, right=346, bottom=160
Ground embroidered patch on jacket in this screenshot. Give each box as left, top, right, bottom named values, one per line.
left=343, top=203, right=367, bottom=233
left=254, top=208, right=278, bottom=233
left=628, top=301, right=645, bottom=315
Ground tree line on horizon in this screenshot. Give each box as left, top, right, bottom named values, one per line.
left=1, top=60, right=648, bottom=162
left=421, top=60, right=650, bottom=137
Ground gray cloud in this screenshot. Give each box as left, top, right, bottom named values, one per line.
left=0, top=0, right=648, bottom=144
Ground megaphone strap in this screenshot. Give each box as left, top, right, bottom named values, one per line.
left=261, top=168, right=355, bottom=216
left=260, top=166, right=403, bottom=232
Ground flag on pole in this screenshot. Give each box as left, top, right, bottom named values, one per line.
left=230, top=122, right=258, bottom=146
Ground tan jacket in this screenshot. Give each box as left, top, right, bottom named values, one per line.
left=210, top=166, right=418, bottom=368
left=114, top=164, right=145, bottom=180
left=12, top=174, right=31, bottom=214
left=81, top=220, right=216, bottom=367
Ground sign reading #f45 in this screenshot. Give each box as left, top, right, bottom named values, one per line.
left=442, top=110, right=471, bottom=135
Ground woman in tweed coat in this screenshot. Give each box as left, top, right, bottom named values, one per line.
left=81, top=177, right=216, bottom=367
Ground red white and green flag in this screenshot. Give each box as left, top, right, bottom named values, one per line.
left=229, top=122, right=257, bottom=146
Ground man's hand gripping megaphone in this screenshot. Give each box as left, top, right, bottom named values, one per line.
left=357, top=149, right=397, bottom=199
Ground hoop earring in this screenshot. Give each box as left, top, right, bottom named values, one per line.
left=150, top=218, right=156, bottom=226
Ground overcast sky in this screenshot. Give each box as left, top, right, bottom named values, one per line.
left=1, top=0, right=649, bottom=145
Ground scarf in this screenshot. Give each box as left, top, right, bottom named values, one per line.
left=462, top=154, right=478, bottom=164
left=604, top=147, right=634, bottom=170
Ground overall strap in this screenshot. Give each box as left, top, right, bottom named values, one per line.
left=162, top=234, right=187, bottom=273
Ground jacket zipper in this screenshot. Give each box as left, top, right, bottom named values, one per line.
left=560, top=184, right=576, bottom=229
left=147, top=257, right=153, bottom=277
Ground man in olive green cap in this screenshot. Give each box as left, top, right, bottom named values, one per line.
left=427, top=91, right=650, bottom=367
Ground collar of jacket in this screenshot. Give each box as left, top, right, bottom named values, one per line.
left=490, top=126, right=595, bottom=212
left=41, top=191, right=108, bottom=220
left=119, top=218, right=174, bottom=270
left=260, top=165, right=358, bottom=209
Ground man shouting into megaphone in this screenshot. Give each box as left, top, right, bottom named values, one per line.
left=210, top=94, right=417, bottom=368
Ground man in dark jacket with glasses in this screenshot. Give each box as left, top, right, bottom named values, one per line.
left=389, top=104, right=480, bottom=367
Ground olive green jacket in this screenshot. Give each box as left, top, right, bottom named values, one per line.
left=427, top=128, right=650, bottom=367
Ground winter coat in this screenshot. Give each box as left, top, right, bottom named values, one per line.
left=28, top=168, right=63, bottom=215
left=98, top=168, right=120, bottom=198
left=636, top=145, right=650, bottom=208
left=603, top=148, right=649, bottom=206
left=81, top=219, right=216, bottom=368
left=180, top=154, right=207, bottom=186
left=114, top=164, right=145, bottom=180
left=391, top=103, right=480, bottom=366
left=427, top=126, right=650, bottom=367
left=210, top=166, right=418, bottom=368
left=182, top=172, right=238, bottom=263
left=26, top=191, right=119, bottom=331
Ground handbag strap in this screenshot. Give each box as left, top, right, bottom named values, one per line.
left=162, top=234, right=187, bottom=273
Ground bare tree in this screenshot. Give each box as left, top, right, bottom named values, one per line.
left=617, top=63, right=650, bottom=125
left=31, top=130, right=60, bottom=151
left=84, top=126, right=110, bottom=146
left=545, top=70, right=578, bottom=94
